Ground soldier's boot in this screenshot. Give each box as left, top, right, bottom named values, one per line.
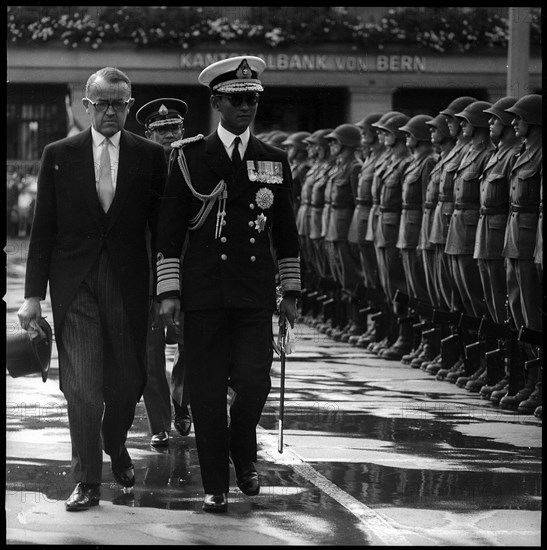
left=455, top=338, right=484, bottom=387
left=490, top=383, right=509, bottom=404
left=401, top=320, right=425, bottom=365
left=533, top=406, right=542, bottom=419
left=501, top=357, right=541, bottom=411
left=380, top=316, right=415, bottom=361
left=368, top=303, right=394, bottom=354
left=374, top=307, right=398, bottom=356
left=311, top=293, right=329, bottom=327
left=339, top=298, right=365, bottom=343
left=358, top=310, right=385, bottom=348
left=412, top=326, right=440, bottom=369
left=424, top=354, right=442, bottom=374
left=491, top=336, right=523, bottom=405
left=349, top=306, right=374, bottom=346
left=316, top=296, right=334, bottom=333
left=479, top=345, right=507, bottom=398
left=435, top=331, right=462, bottom=380
left=518, top=373, right=543, bottom=415
left=470, top=336, right=505, bottom=393
left=328, top=290, right=347, bottom=338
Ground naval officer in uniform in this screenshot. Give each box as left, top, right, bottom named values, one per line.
left=155, top=56, right=301, bottom=513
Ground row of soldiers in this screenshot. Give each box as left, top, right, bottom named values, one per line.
left=276, top=94, right=543, bottom=419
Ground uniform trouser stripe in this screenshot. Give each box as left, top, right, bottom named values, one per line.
left=59, top=249, right=144, bottom=484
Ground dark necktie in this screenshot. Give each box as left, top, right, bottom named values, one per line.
left=231, top=136, right=242, bottom=170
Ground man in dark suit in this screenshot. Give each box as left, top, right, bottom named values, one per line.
left=136, top=98, right=192, bottom=447
left=155, top=56, right=301, bottom=513
left=17, top=67, right=166, bottom=511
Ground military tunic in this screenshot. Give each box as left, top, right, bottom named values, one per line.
left=445, top=139, right=494, bottom=317
left=502, top=140, right=542, bottom=332
left=397, top=150, right=437, bottom=302
left=348, top=146, right=384, bottom=290
left=473, top=139, right=520, bottom=323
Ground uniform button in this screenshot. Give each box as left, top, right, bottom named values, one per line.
left=249, top=203, right=255, bottom=209
left=221, top=236, right=227, bottom=243
left=248, top=221, right=254, bottom=227
left=250, top=237, right=256, bottom=244
left=250, top=256, right=256, bottom=262
left=221, top=254, right=228, bottom=261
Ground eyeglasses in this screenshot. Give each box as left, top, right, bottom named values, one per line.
left=84, top=98, right=133, bottom=112
left=215, top=93, right=259, bottom=107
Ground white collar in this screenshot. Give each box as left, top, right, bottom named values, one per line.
left=91, top=126, right=121, bottom=148
left=217, top=123, right=250, bottom=149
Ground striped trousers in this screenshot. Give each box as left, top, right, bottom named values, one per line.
left=58, top=249, right=145, bottom=484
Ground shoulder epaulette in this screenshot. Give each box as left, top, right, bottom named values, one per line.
left=171, top=134, right=204, bottom=149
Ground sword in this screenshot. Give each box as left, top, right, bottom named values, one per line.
left=277, top=319, right=287, bottom=454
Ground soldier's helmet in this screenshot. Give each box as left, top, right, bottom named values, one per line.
left=325, top=124, right=362, bottom=149
left=267, top=131, right=290, bottom=148
left=371, top=111, right=404, bottom=131
left=355, top=112, right=383, bottom=131
left=426, top=114, right=452, bottom=139
left=454, top=101, right=493, bottom=128
left=304, top=128, right=334, bottom=149
left=282, top=131, right=312, bottom=150
left=399, top=114, right=434, bottom=141
left=504, top=94, right=543, bottom=126
left=375, top=113, right=410, bottom=139
left=440, top=96, right=478, bottom=118
left=482, top=97, right=518, bottom=125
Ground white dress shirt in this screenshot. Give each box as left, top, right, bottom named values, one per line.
left=217, top=123, right=250, bottom=161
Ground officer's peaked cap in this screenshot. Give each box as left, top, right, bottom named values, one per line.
left=136, top=98, right=187, bottom=129
left=199, top=55, right=266, bottom=93
left=504, top=94, right=542, bottom=126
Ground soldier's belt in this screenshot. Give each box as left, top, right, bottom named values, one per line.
left=401, top=202, right=422, bottom=211
left=379, top=206, right=402, bottom=213
left=437, top=194, right=454, bottom=202
left=310, top=202, right=325, bottom=208
left=479, top=207, right=508, bottom=215
left=424, top=201, right=438, bottom=209
left=355, top=198, right=373, bottom=206
left=510, top=204, right=540, bottom=214
left=331, top=203, right=354, bottom=209
left=454, top=203, right=480, bottom=210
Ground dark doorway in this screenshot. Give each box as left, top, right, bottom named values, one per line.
left=255, top=86, right=349, bottom=134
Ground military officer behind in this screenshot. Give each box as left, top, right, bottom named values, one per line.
left=155, top=56, right=300, bottom=513
left=136, top=98, right=193, bottom=447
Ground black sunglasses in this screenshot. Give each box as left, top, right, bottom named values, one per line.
left=216, top=92, right=259, bottom=107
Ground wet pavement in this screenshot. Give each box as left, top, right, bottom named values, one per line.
left=5, top=237, right=542, bottom=545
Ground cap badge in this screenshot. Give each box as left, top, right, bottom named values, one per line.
left=236, top=59, right=252, bottom=80
left=159, top=104, right=168, bottom=116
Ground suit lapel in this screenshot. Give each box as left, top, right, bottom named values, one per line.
left=107, top=130, right=143, bottom=229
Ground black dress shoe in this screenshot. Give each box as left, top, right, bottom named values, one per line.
left=173, top=403, right=192, bottom=436
left=230, top=454, right=260, bottom=496
left=65, top=483, right=100, bottom=511
left=202, top=493, right=228, bottom=513
left=150, top=431, right=170, bottom=447
left=111, top=449, right=135, bottom=487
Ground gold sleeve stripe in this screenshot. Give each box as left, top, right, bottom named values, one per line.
left=157, top=257, right=180, bottom=296
left=278, top=257, right=301, bottom=293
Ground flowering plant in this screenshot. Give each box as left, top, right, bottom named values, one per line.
left=7, top=6, right=541, bottom=53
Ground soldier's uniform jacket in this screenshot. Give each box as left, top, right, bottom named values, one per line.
left=445, top=139, right=495, bottom=255
left=534, top=170, right=542, bottom=266
left=295, top=161, right=317, bottom=237
left=418, top=146, right=454, bottom=251
left=365, top=148, right=393, bottom=242
left=429, top=140, right=471, bottom=245
left=325, top=155, right=361, bottom=242
left=473, top=139, right=521, bottom=260
left=155, top=131, right=300, bottom=311
left=309, top=160, right=336, bottom=240
left=291, top=159, right=311, bottom=213
left=376, top=151, right=413, bottom=248
left=348, top=146, right=385, bottom=245
left=397, top=150, right=437, bottom=250
left=502, top=141, right=542, bottom=260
